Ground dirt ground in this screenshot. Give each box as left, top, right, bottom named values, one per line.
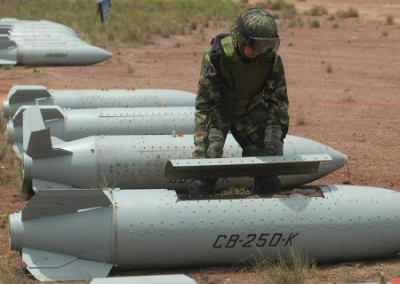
left=1, top=0, right=400, bottom=283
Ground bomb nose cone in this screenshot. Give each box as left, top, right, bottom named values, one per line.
left=327, top=146, right=348, bottom=168
left=87, top=46, right=112, bottom=65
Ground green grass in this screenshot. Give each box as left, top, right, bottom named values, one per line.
left=255, top=247, right=320, bottom=284
left=307, top=5, right=328, bottom=16
left=256, top=0, right=297, bottom=19
left=0, top=0, right=240, bottom=46
left=336, top=7, right=359, bottom=18
left=386, top=15, right=395, bottom=25
left=310, top=19, right=320, bottom=28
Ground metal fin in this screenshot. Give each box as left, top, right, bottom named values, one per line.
left=13, top=105, right=64, bottom=127
left=8, top=85, right=51, bottom=104
left=22, top=189, right=111, bottom=221
left=22, top=247, right=112, bottom=281
left=164, top=154, right=331, bottom=180
left=23, top=105, right=71, bottom=158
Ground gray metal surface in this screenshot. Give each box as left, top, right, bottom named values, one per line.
left=0, top=39, right=112, bottom=65
left=21, top=105, right=347, bottom=192
left=2, top=85, right=196, bottom=119
left=164, top=154, right=329, bottom=179
left=9, top=185, right=400, bottom=281
left=0, top=18, right=76, bottom=33
left=89, top=275, right=197, bottom=284
left=0, top=19, right=111, bottom=66
left=8, top=105, right=195, bottom=145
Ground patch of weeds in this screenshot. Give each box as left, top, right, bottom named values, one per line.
left=288, top=19, right=297, bottom=28
left=308, top=5, right=328, bottom=16
left=295, top=115, right=307, bottom=126
left=0, top=0, right=240, bottom=45
left=174, top=41, right=182, bottom=48
left=255, top=247, right=320, bottom=284
left=382, top=30, right=388, bottom=36
left=0, top=138, right=22, bottom=186
left=327, top=14, right=336, bottom=21
left=257, top=0, right=297, bottom=19
left=221, top=186, right=251, bottom=196
left=386, top=15, right=394, bottom=25
left=32, top=69, right=47, bottom=78
left=332, top=23, right=339, bottom=28
left=336, top=7, right=359, bottom=18
left=310, top=19, right=320, bottom=28
left=296, top=17, right=304, bottom=27
left=0, top=254, right=31, bottom=284
left=341, top=95, right=355, bottom=103
left=326, top=65, right=333, bottom=73
left=190, top=21, right=198, bottom=31
left=0, top=214, right=8, bottom=229
left=0, top=116, right=4, bottom=133
left=1, top=65, right=14, bottom=70
left=127, top=62, right=135, bottom=74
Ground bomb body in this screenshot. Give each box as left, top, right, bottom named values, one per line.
left=9, top=185, right=400, bottom=281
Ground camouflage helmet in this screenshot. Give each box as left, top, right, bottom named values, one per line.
left=231, top=7, right=279, bottom=51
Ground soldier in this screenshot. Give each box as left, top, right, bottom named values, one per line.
left=190, top=7, right=290, bottom=195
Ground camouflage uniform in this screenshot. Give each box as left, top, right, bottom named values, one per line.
left=192, top=9, right=289, bottom=158
left=190, top=7, right=290, bottom=195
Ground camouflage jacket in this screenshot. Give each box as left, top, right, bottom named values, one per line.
left=192, top=40, right=289, bottom=158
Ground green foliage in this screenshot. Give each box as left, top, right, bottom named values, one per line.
left=341, top=95, right=355, bottom=103
left=336, top=7, right=359, bottom=18
left=326, top=65, right=333, bottom=73
left=310, top=19, right=320, bottom=28
left=221, top=186, right=251, bottom=196
left=256, top=0, right=296, bottom=19
left=0, top=0, right=240, bottom=46
left=260, top=0, right=295, bottom=11
left=0, top=259, right=31, bottom=284
left=255, top=247, right=319, bottom=284
left=31, top=69, right=47, bottom=78
left=327, top=14, right=336, bottom=21
left=386, top=15, right=395, bottom=25
left=0, top=107, right=22, bottom=188
left=308, top=5, right=328, bottom=16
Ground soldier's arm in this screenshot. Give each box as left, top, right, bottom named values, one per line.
left=263, top=53, right=290, bottom=131
left=192, top=51, right=223, bottom=158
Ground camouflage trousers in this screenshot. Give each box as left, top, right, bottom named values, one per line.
left=192, top=103, right=283, bottom=158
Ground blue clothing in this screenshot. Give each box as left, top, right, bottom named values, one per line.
left=98, top=0, right=110, bottom=9
left=97, top=0, right=110, bottom=25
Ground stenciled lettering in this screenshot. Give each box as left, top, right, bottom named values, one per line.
left=44, top=53, right=68, bottom=58
left=212, top=232, right=299, bottom=249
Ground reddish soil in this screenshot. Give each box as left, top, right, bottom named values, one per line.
left=1, top=0, right=400, bottom=283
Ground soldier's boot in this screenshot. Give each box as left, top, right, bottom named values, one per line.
left=253, top=176, right=281, bottom=195
left=189, top=179, right=216, bottom=196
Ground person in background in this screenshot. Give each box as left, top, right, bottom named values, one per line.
left=190, top=7, right=290, bottom=196
left=97, top=0, right=111, bottom=25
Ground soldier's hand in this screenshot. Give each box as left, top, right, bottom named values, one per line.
left=264, top=126, right=283, bottom=156
left=207, top=131, right=224, bottom=158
